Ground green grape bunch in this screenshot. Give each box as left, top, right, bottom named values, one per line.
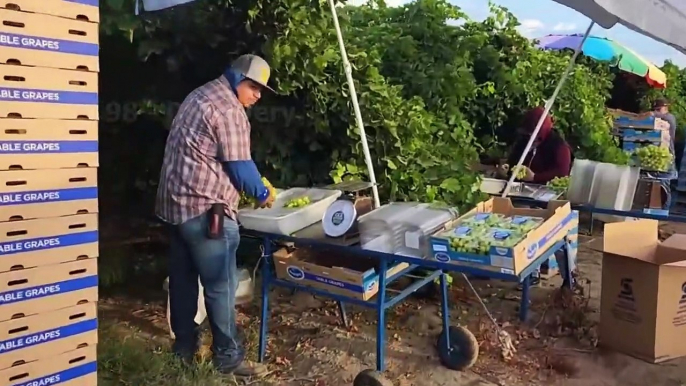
left=634, top=145, right=673, bottom=171
left=547, top=176, right=570, bottom=193
left=506, top=164, right=527, bottom=180
left=284, top=196, right=311, bottom=208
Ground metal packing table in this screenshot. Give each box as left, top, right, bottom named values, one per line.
left=245, top=221, right=575, bottom=374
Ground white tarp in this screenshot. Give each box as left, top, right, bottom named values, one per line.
left=552, top=0, right=686, bottom=54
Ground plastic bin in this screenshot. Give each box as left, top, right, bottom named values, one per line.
left=237, top=187, right=342, bottom=235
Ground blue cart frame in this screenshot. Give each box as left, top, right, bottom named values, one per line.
left=250, top=227, right=575, bottom=372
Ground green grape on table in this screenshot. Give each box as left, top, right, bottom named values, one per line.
left=547, top=176, right=570, bottom=193
left=502, top=215, right=544, bottom=233
left=634, top=145, right=673, bottom=171
left=447, top=225, right=490, bottom=255
left=484, top=228, right=525, bottom=248
left=461, top=212, right=507, bottom=228
left=284, top=196, right=311, bottom=208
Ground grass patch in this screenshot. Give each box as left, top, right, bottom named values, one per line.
left=98, top=322, right=235, bottom=386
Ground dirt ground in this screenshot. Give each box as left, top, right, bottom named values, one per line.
left=99, top=221, right=686, bottom=386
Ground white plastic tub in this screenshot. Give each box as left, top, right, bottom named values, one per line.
left=237, top=187, right=342, bottom=235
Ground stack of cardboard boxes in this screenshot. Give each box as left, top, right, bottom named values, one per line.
left=610, top=110, right=673, bottom=215
left=609, top=108, right=672, bottom=153
left=0, top=1, right=99, bottom=384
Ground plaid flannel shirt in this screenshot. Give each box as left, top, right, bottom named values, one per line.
left=156, top=76, right=251, bottom=224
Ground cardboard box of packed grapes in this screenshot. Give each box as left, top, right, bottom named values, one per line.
left=429, top=197, right=577, bottom=276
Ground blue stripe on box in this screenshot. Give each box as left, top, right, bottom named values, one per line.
left=0, top=141, right=98, bottom=154
left=0, top=275, right=98, bottom=306
left=0, top=319, right=97, bottom=354
left=0, top=88, right=97, bottom=105
left=0, top=230, right=98, bottom=256
left=0, top=187, right=98, bottom=206
left=285, top=265, right=373, bottom=293
left=12, top=361, right=97, bottom=386
left=65, top=0, right=99, bottom=6
left=0, top=32, right=98, bottom=56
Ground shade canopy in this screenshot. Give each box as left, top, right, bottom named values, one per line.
left=536, top=34, right=667, bottom=88
left=551, top=0, right=686, bottom=54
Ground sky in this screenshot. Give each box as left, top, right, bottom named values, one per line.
left=348, top=0, right=686, bottom=67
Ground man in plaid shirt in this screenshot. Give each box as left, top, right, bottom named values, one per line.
left=156, top=54, right=275, bottom=378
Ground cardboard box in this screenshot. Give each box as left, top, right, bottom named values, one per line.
left=0, top=64, right=98, bottom=120
left=430, top=198, right=577, bottom=275
left=0, top=345, right=96, bottom=385
left=0, top=9, right=99, bottom=71
left=0, top=258, right=98, bottom=321
left=0, top=168, right=98, bottom=222
left=273, top=247, right=409, bottom=301
left=0, top=214, right=98, bottom=272
left=594, top=219, right=686, bottom=363
left=2, top=0, right=99, bottom=23
left=0, top=302, right=97, bottom=369
left=0, top=119, right=98, bottom=169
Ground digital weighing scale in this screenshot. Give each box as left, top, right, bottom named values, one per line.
left=322, top=180, right=375, bottom=239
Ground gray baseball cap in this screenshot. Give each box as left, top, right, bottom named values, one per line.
left=231, top=54, right=275, bottom=93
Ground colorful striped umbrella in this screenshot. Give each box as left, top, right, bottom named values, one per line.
left=536, top=34, right=667, bottom=88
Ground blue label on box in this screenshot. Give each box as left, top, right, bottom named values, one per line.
left=472, top=213, right=490, bottom=221
left=66, top=0, right=99, bottom=6
left=13, top=361, right=96, bottom=386
left=0, top=187, right=98, bottom=206
left=0, top=88, right=97, bottom=105
left=0, top=275, right=97, bottom=306
left=490, top=229, right=513, bottom=240
left=0, top=141, right=98, bottom=154
left=0, top=318, right=96, bottom=354
left=511, top=216, right=530, bottom=225
left=286, top=265, right=366, bottom=293
left=0, top=230, right=98, bottom=256
left=453, top=226, right=472, bottom=236
left=0, top=32, right=98, bottom=56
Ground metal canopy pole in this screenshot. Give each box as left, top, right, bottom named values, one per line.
left=327, top=0, right=381, bottom=208
left=501, top=21, right=595, bottom=197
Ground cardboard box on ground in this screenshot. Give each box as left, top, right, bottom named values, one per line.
left=591, top=220, right=686, bottom=363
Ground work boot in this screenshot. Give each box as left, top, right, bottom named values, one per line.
left=228, top=360, right=269, bottom=378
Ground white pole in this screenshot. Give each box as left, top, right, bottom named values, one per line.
left=327, top=0, right=381, bottom=208
left=502, top=21, right=595, bottom=197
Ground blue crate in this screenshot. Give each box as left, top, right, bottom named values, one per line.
left=614, top=116, right=663, bottom=130
left=621, top=128, right=665, bottom=142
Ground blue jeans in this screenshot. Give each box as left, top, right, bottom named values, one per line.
left=168, top=213, right=244, bottom=371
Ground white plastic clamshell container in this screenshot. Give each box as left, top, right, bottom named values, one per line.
left=237, top=187, right=342, bottom=235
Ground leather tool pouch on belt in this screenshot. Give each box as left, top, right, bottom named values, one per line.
left=206, top=203, right=225, bottom=239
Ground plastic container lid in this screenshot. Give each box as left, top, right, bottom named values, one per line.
left=322, top=199, right=357, bottom=237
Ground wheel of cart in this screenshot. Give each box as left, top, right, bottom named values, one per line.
left=353, top=369, right=392, bottom=386
left=436, top=325, right=479, bottom=370
left=353, top=325, right=478, bottom=385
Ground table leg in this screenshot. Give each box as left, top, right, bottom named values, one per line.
left=258, top=238, right=271, bottom=363
left=439, top=271, right=451, bottom=345
left=337, top=301, right=350, bottom=328
left=563, top=236, right=574, bottom=289
left=375, top=257, right=388, bottom=372
left=519, top=275, right=531, bottom=322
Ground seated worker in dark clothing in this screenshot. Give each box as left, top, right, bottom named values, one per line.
left=502, top=107, right=575, bottom=287
left=500, top=107, right=573, bottom=184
